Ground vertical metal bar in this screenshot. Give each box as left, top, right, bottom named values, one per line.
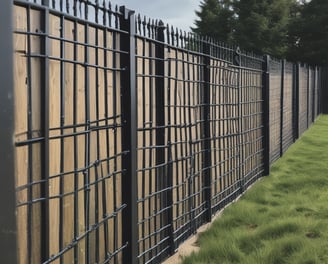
left=26, top=6, right=33, bottom=263
left=84, top=8, right=91, bottom=262
left=307, top=66, right=310, bottom=128
left=155, top=21, right=172, bottom=256
left=120, top=6, right=138, bottom=264
left=59, top=13, right=65, bottom=264
left=323, top=67, right=328, bottom=114
left=293, top=63, right=300, bottom=140
left=280, top=60, right=285, bottom=157
left=202, top=40, right=212, bottom=222
left=0, top=1, right=16, bottom=263
left=41, top=0, right=50, bottom=262
left=262, top=55, right=270, bottom=176
left=72, top=16, right=79, bottom=264
left=312, top=67, right=316, bottom=122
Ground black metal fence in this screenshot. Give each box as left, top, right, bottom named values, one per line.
left=0, top=0, right=326, bottom=263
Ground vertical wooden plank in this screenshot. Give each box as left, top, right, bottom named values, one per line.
left=29, top=9, right=42, bottom=263
left=63, top=18, right=75, bottom=263
left=13, top=5, right=28, bottom=264
left=105, top=30, right=114, bottom=257
left=76, top=21, right=86, bottom=264
left=96, top=27, right=105, bottom=262
left=48, top=13, right=61, bottom=264
left=88, top=25, right=97, bottom=263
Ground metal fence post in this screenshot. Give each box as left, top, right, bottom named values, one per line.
left=321, top=67, right=328, bottom=114
left=262, top=55, right=270, bottom=175
left=120, top=6, right=138, bottom=264
left=307, top=66, right=310, bottom=128
left=293, top=63, right=300, bottom=140
left=155, top=21, right=175, bottom=256
left=312, top=67, right=316, bottom=122
left=0, top=1, right=17, bottom=263
left=280, top=60, right=285, bottom=157
left=203, top=39, right=212, bottom=222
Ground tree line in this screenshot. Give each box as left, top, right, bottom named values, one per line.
left=192, top=0, right=328, bottom=65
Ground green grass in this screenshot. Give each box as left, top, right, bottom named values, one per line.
left=182, top=115, right=328, bottom=264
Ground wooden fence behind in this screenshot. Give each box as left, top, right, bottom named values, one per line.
left=0, top=0, right=324, bottom=263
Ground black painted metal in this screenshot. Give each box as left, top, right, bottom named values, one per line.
left=0, top=1, right=16, bottom=263
left=322, top=68, right=328, bottom=114
left=307, top=66, right=310, bottom=128
left=323, top=68, right=327, bottom=113
left=280, top=60, right=285, bottom=157
left=119, top=6, right=138, bottom=264
left=262, top=55, right=270, bottom=176
left=294, top=63, right=300, bottom=140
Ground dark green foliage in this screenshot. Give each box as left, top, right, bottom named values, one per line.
left=192, top=0, right=328, bottom=65
left=192, top=0, right=234, bottom=42
left=287, top=0, right=328, bottom=65
left=234, top=0, right=293, bottom=57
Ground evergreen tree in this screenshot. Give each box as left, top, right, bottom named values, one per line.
left=192, top=0, right=234, bottom=43
left=287, top=0, right=328, bottom=65
left=193, top=0, right=295, bottom=58
left=233, top=0, right=293, bottom=57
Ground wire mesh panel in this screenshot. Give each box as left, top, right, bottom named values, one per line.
left=308, top=68, right=315, bottom=125
left=14, top=1, right=127, bottom=263
left=165, top=31, right=207, bottom=250
left=239, top=54, right=264, bottom=189
left=299, top=65, right=309, bottom=136
left=208, top=43, right=242, bottom=213
left=134, top=19, right=173, bottom=263
left=314, top=68, right=320, bottom=119
left=282, top=61, right=294, bottom=154
left=269, top=58, right=282, bottom=164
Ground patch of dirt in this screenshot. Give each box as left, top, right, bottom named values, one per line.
left=306, top=231, right=320, bottom=239
left=247, top=224, right=258, bottom=230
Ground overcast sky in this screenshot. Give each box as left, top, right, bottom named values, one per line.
left=112, top=0, right=200, bottom=32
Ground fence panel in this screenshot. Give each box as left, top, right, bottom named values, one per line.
left=308, top=67, right=315, bottom=125
left=13, top=1, right=127, bottom=263
left=269, top=58, right=282, bottom=163
left=4, top=1, right=326, bottom=263
left=209, top=49, right=241, bottom=213
left=164, top=32, right=207, bottom=252
left=282, top=61, right=294, bottom=154
left=239, top=54, right=265, bottom=189
left=298, top=65, right=309, bottom=136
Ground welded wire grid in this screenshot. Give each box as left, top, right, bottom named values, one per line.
left=298, top=65, right=309, bottom=136
left=308, top=68, right=315, bottom=125
left=14, top=0, right=127, bottom=263
left=281, top=61, right=294, bottom=154
left=134, top=18, right=173, bottom=264
left=208, top=42, right=242, bottom=212
left=313, top=68, right=320, bottom=118
left=269, top=58, right=282, bottom=164
left=239, top=53, right=264, bottom=190
left=165, top=31, right=207, bottom=250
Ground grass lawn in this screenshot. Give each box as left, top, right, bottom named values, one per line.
left=182, top=115, right=328, bottom=264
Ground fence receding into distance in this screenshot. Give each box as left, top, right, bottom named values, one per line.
left=0, top=0, right=326, bottom=263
